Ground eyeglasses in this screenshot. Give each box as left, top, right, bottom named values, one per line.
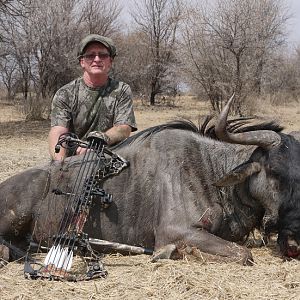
left=81, top=52, right=110, bottom=62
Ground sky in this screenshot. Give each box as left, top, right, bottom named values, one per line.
left=286, top=0, right=300, bottom=44
left=120, top=0, right=300, bottom=46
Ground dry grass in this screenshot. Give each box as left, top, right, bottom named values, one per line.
left=1, top=249, right=300, bottom=300
left=0, top=96, right=300, bottom=300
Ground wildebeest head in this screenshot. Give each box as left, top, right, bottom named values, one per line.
left=275, top=135, right=300, bottom=258
left=214, top=95, right=300, bottom=258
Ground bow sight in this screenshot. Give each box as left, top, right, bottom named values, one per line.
left=24, top=132, right=129, bottom=281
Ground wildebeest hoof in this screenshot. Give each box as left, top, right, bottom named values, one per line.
left=242, top=250, right=254, bottom=266
left=0, top=259, right=8, bottom=268
left=151, top=244, right=178, bottom=262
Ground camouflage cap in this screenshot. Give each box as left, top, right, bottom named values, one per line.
left=77, top=34, right=117, bottom=58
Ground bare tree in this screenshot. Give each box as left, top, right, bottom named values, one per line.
left=1, top=6, right=33, bottom=106
left=263, top=48, right=300, bottom=102
left=0, top=56, right=19, bottom=99
left=78, top=0, right=121, bottom=36
left=29, top=0, right=79, bottom=97
left=3, top=0, right=81, bottom=119
left=181, top=0, right=289, bottom=114
left=0, top=0, right=25, bottom=41
left=131, top=0, right=182, bottom=105
left=0, top=0, right=123, bottom=119
left=113, top=30, right=152, bottom=97
left=0, top=0, right=26, bottom=97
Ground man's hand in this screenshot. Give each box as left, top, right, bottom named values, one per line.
left=87, top=131, right=110, bottom=145
left=76, top=146, right=87, bottom=156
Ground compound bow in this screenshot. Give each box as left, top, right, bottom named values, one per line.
left=24, top=133, right=129, bottom=281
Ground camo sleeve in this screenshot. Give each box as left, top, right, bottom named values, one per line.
left=50, top=85, right=73, bottom=128
left=114, top=83, right=137, bottom=131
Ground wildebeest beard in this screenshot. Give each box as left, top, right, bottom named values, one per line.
left=273, top=135, right=300, bottom=257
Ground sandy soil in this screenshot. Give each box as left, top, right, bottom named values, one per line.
left=0, top=96, right=299, bottom=300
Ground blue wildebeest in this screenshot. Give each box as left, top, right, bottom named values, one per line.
left=0, top=97, right=300, bottom=265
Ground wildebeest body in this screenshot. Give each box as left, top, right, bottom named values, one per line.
left=88, top=132, right=257, bottom=246
left=1, top=114, right=300, bottom=264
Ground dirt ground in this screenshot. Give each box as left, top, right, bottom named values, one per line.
left=0, top=96, right=300, bottom=300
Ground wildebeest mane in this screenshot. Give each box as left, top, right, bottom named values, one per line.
left=112, top=119, right=199, bottom=149
left=112, top=116, right=284, bottom=150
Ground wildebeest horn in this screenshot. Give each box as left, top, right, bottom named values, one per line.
left=215, top=94, right=281, bottom=149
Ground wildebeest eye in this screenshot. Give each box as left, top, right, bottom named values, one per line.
left=265, top=164, right=287, bottom=184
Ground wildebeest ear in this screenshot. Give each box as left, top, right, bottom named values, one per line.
left=214, top=162, right=261, bottom=187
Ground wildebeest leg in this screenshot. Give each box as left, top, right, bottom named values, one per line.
left=243, top=230, right=268, bottom=248
left=0, top=168, right=50, bottom=261
left=151, top=244, right=178, bottom=261
left=0, top=244, right=9, bottom=267
left=154, top=226, right=253, bottom=265
left=0, top=237, right=28, bottom=264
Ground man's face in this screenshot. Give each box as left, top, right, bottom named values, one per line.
left=80, top=43, right=112, bottom=77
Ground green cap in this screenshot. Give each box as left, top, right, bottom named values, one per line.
left=77, top=34, right=117, bottom=58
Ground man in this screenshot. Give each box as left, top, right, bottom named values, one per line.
left=48, top=34, right=137, bottom=160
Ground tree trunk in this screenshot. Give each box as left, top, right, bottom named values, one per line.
left=150, top=91, right=156, bottom=106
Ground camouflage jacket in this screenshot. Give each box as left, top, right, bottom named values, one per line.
left=50, top=77, right=137, bottom=139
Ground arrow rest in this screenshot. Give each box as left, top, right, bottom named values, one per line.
left=24, top=133, right=129, bottom=281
